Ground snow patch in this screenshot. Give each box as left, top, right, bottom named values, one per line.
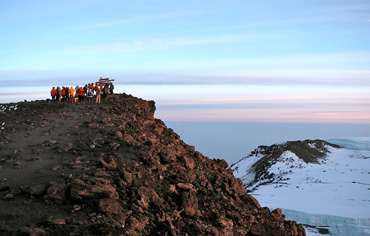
left=1, top=104, right=17, bottom=131
left=230, top=152, right=263, bottom=186
left=0, top=104, right=18, bottom=114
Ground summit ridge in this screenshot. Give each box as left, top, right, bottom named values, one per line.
left=0, top=94, right=305, bottom=235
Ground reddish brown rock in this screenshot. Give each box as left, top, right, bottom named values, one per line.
left=176, top=182, right=194, bottom=190
left=218, top=215, right=234, bottom=236
left=46, top=182, right=67, bottom=203
left=243, top=194, right=261, bottom=208
left=29, top=184, right=47, bottom=196
left=178, top=155, right=196, bottom=169
left=122, top=133, right=134, bottom=143
left=69, top=177, right=119, bottom=200
left=59, top=143, right=73, bottom=153
left=182, top=190, right=199, bottom=216
left=128, top=215, right=149, bottom=232
left=0, top=94, right=306, bottom=236
left=17, top=227, right=46, bottom=236
left=137, top=186, right=164, bottom=209
left=115, top=130, right=123, bottom=139
left=99, top=198, right=123, bottom=215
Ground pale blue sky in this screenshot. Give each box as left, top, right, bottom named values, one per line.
left=1, top=0, right=370, bottom=123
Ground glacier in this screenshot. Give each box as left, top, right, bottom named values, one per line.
left=282, top=209, right=370, bottom=236
left=231, top=138, right=370, bottom=236
left=327, top=137, right=370, bottom=151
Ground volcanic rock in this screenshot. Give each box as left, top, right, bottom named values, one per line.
left=0, top=93, right=306, bottom=235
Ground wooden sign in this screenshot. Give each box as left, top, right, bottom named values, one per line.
left=96, top=77, right=114, bottom=86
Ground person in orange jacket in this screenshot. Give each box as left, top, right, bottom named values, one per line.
left=68, top=86, right=75, bottom=96
left=50, top=87, right=57, bottom=101
left=68, top=86, right=75, bottom=102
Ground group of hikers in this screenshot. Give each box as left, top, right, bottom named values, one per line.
left=50, top=82, right=114, bottom=104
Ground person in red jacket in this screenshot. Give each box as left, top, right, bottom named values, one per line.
left=50, top=87, right=57, bottom=101
left=61, top=87, right=66, bottom=102
left=94, top=83, right=99, bottom=93
left=79, top=87, right=85, bottom=103
left=90, top=83, right=95, bottom=95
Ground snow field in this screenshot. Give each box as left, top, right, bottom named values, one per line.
left=232, top=139, right=370, bottom=235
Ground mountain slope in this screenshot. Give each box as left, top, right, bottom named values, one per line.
left=0, top=94, right=305, bottom=235
left=230, top=139, right=370, bottom=235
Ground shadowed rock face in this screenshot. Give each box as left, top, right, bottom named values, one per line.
left=0, top=94, right=306, bottom=235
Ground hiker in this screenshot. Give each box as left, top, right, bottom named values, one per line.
left=68, top=86, right=75, bottom=103
left=83, top=84, right=88, bottom=96
left=64, top=87, right=69, bottom=101
left=94, top=83, right=99, bottom=94
left=50, top=87, right=57, bottom=101
left=65, top=87, right=69, bottom=102
left=96, top=87, right=102, bottom=104
left=86, top=87, right=93, bottom=104
left=79, top=87, right=85, bottom=103
left=90, top=83, right=95, bottom=95
left=103, top=84, right=109, bottom=98
left=56, top=87, right=62, bottom=102
left=75, top=86, right=80, bottom=103
left=61, top=87, right=66, bottom=102
left=109, top=82, right=114, bottom=94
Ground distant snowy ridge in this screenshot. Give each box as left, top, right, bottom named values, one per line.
left=231, top=139, right=370, bottom=236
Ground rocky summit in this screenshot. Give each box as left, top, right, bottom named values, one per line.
left=0, top=94, right=306, bottom=236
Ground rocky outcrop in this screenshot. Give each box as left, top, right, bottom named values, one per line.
left=230, top=139, right=340, bottom=191
left=0, top=94, right=306, bottom=235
